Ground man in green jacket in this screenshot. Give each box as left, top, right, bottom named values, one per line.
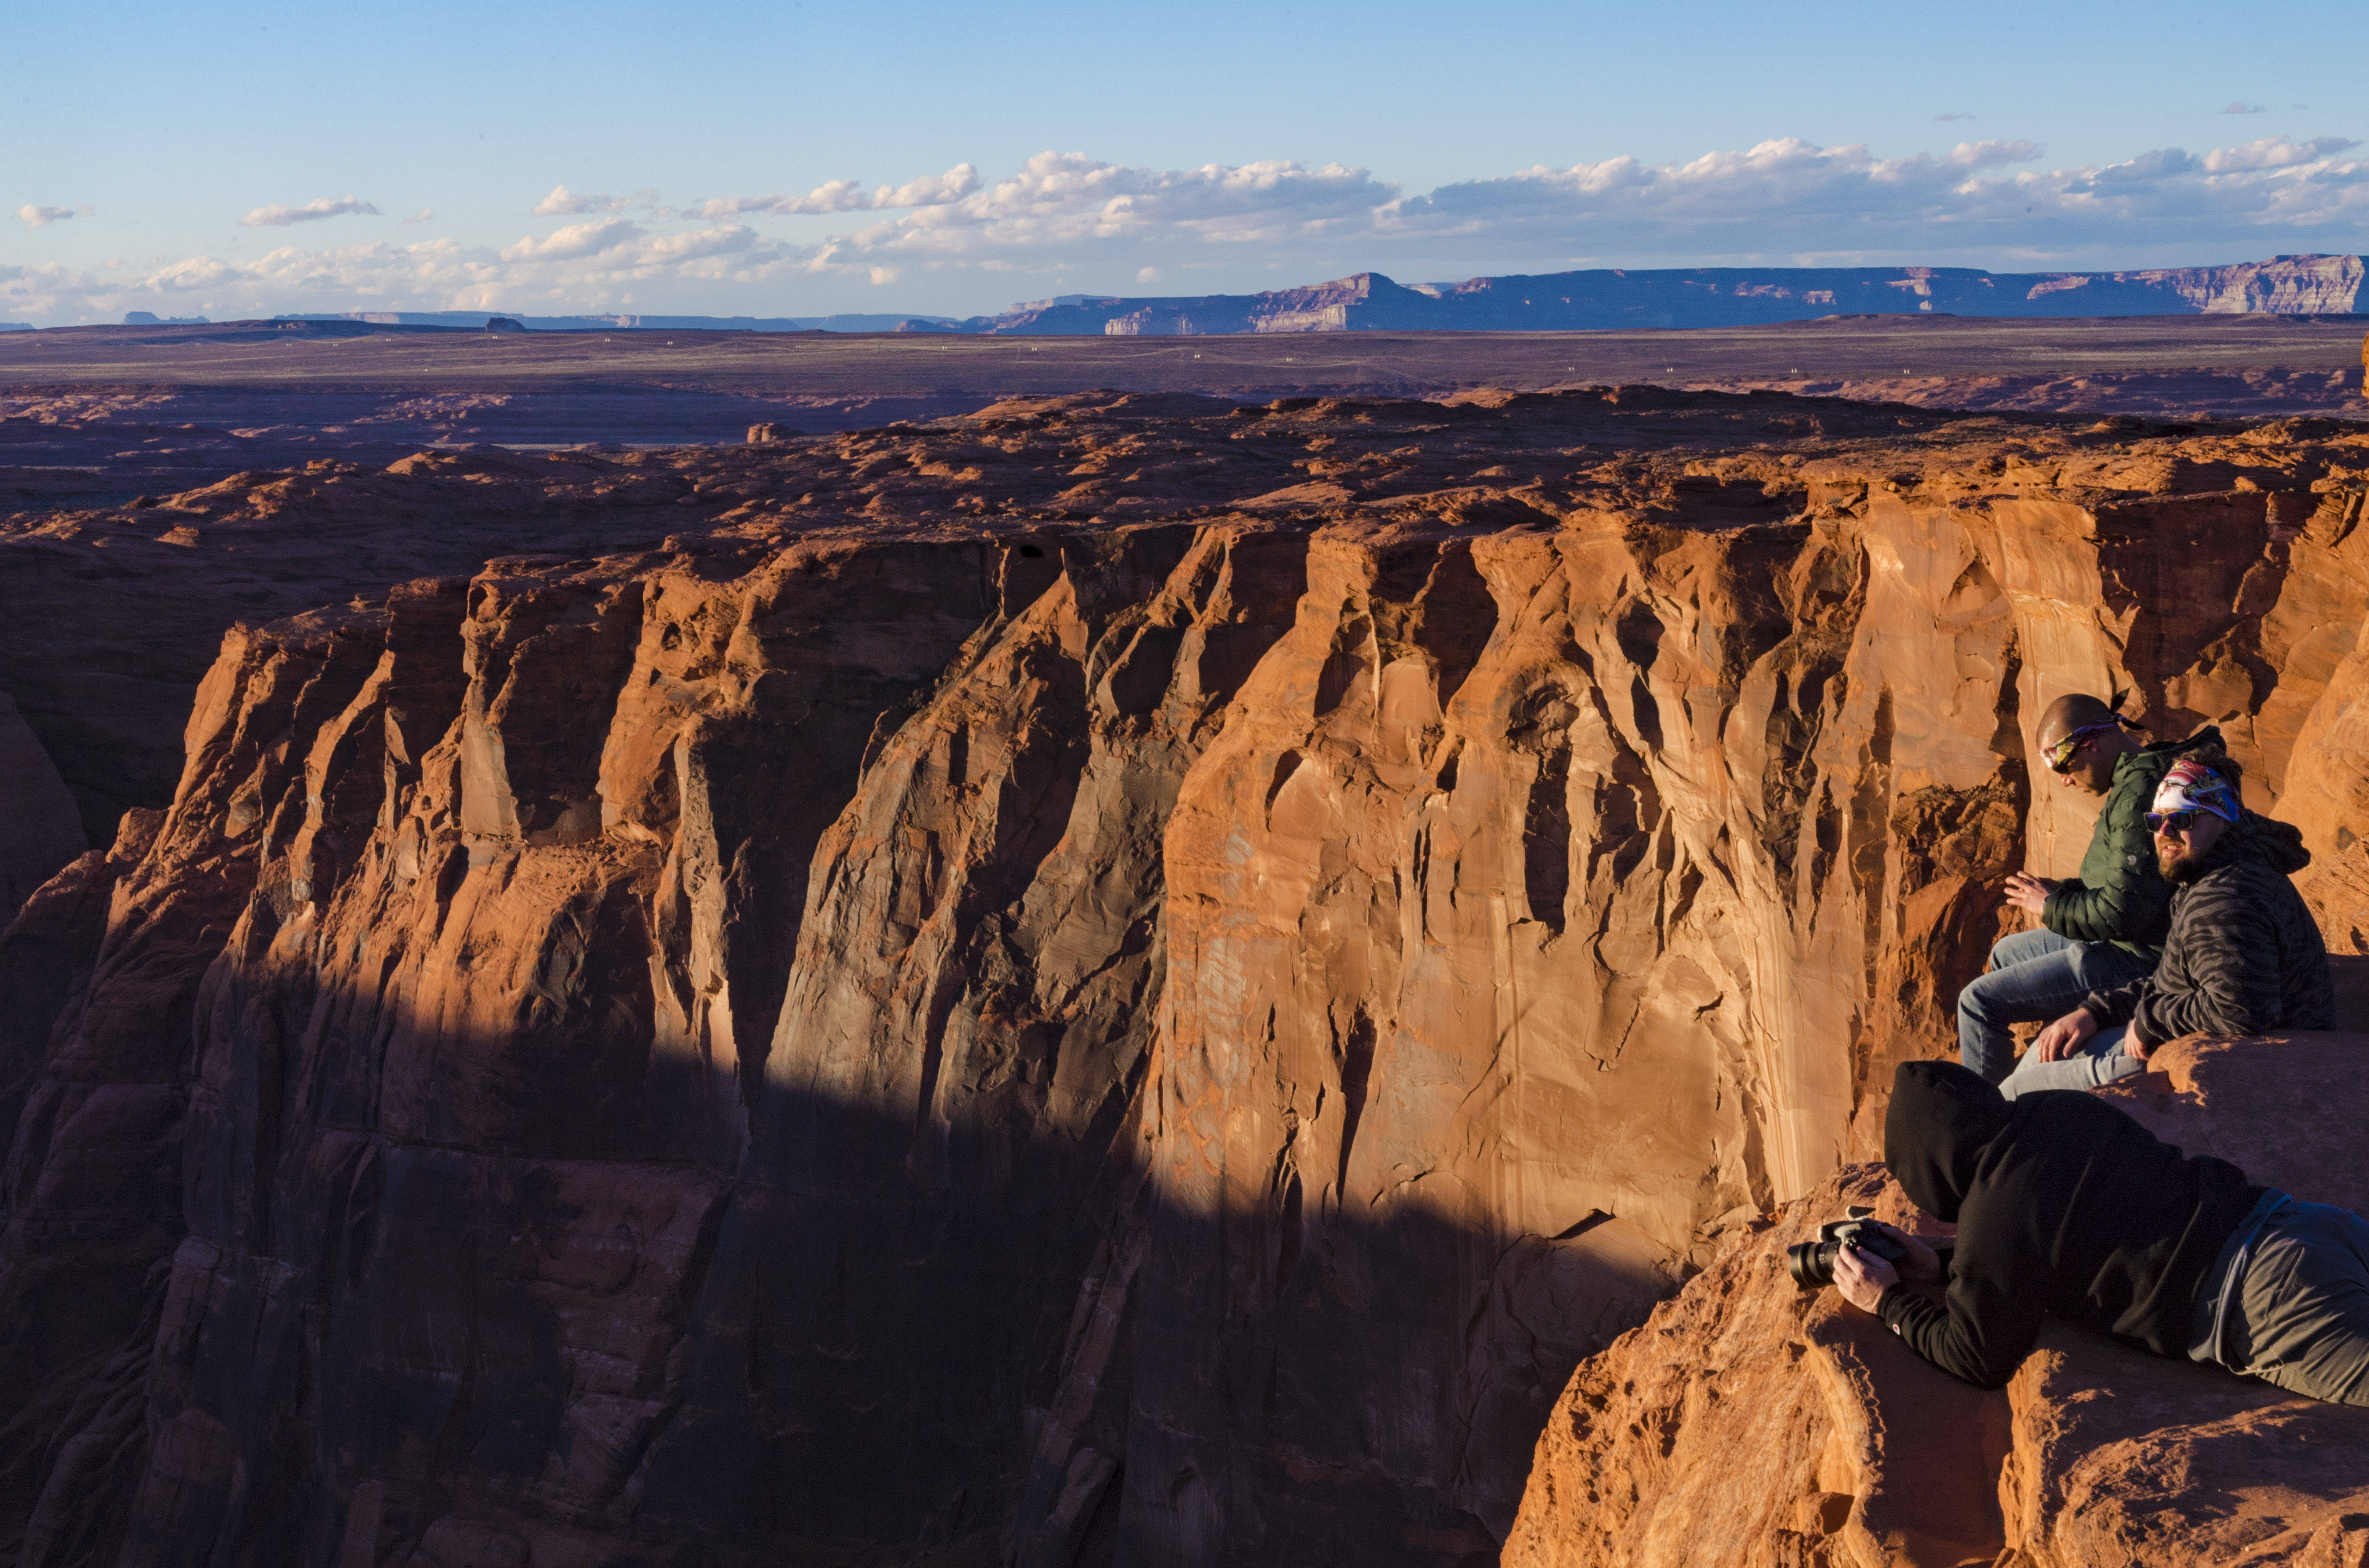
left=1956, top=694, right=2221, bottom=1083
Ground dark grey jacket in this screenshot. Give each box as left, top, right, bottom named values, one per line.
left=2082, top=814, right=2334, bottom=1042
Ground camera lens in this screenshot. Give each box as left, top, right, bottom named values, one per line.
left=1787, top=1240, right=1837, bottom=1291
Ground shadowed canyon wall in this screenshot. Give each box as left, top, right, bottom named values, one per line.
left=2, top=390, right=2365, bottom=1566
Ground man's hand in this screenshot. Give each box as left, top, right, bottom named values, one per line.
left=1833, top=1245, right=1900, bottom=1313
left=1858, top=1221, right=1943, bottom=1282
left=2032, top=1006, right=2099, bottom=1063
left=2003, top=871, right=2057, bottom=917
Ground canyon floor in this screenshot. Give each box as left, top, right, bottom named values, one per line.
left=1, top=345, right=2366, bottom=1566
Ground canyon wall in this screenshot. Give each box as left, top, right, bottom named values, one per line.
left=1, top=390, right=2364, bottom=1565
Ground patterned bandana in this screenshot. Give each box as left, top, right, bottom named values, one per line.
left=2152, top=758, right=2241, bottom=823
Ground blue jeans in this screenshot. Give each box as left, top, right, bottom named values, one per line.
left=1958, top=928, right=2151, bottom=1085
left=1996, top=1021, right=2139, bottom=1099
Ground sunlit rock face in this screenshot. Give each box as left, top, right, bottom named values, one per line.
left=1, top=388, right=2364, bottom=1566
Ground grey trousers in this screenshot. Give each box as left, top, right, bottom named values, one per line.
left=2191, top=1195, right=2369, bottom=1405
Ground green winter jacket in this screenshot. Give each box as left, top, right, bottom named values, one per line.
left=2041, top=726, right=2223, bottom=962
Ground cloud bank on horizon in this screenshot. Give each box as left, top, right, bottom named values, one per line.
left=6, top=133, right=2366, bottom=324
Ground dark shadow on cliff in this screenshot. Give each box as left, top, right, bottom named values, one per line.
left=0, top=1004, right=1673, bottom=1568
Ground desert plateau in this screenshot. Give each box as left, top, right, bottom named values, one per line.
left=3, top=302, right=2368, bottom=1565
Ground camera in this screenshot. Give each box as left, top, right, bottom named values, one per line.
left=1787, top=1205, right=1911, bottom=1291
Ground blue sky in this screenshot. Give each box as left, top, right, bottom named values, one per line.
left=6, top=0, right=2365, bottom=324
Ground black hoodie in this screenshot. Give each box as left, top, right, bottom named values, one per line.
left=1875, top=1062, right=2262, bottom=1389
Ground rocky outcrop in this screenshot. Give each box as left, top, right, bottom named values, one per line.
left=1503, top=1034, right=2369, bottom=1568
left=1, top=389, right=2365, bottom=1564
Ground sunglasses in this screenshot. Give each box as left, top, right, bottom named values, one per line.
left=2045, top=721, right=2121, bottom=773
left=2145, top=809, right=2211, bottom=836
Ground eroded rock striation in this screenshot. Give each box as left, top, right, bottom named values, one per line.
left=2, top=387, right=2366, bottom=1565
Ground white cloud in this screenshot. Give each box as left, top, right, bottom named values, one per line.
left=240, top=196, right=382, bottom=228
left=637, top=225, right=755, bottom=264
left=403, top=208, right=435, bottom=224
left=535, top=184, right=617, bottom=216
left=2222, top=103, right=2267, bottom=115
left=532, top=183, right=671, bottom=216
left=500, top=218, right=642, bottom=261
left=688, top=164, right=980, bottom=220
left=1934, top=113, right=1975, bottom=123
left=869, top=265, right=899, bottom=286
left=16, top=205, right=75, bottom=227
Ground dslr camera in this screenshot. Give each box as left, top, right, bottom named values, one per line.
left=1788, top=1205, right=1911, bottom=1291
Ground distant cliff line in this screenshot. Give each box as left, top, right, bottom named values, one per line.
left=250, top=253, right=2369, bottom=337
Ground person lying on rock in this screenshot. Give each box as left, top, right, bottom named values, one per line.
left=1830, top=1060, right=2369, bottom=1404
left=1956, top=695, right=2222, bottom=1086
left=1996, top=757, right=2332, bottom=1098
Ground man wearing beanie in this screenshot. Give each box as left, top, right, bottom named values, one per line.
left=1996, top=755, right=2334, bottom=1098
left=1829, top=1062, right=2369, bottom=1405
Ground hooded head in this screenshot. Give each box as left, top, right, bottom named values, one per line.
left=1885, top=1061, right=2013, bottom=1222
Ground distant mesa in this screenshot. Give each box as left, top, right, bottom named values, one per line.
left=123, top=311, right=210, bottom=325
left=957, top=254, right=2369, bottom=336
left=0, top=322, right=29, bottom=333
left=483, top=316, right=526, bottom=333
left=266, top=254, right=2369, bottom=340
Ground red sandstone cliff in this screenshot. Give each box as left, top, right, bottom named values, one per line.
left=1, top=389, right=2365, bottom=1565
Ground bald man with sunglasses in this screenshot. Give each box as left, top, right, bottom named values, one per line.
left=1955, top=695, right=2226, bottom=1084
left=1999, top=757, right=2333, bottom=1097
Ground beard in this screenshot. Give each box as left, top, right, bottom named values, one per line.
left=2158, top=835, right=2219, bottom=883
